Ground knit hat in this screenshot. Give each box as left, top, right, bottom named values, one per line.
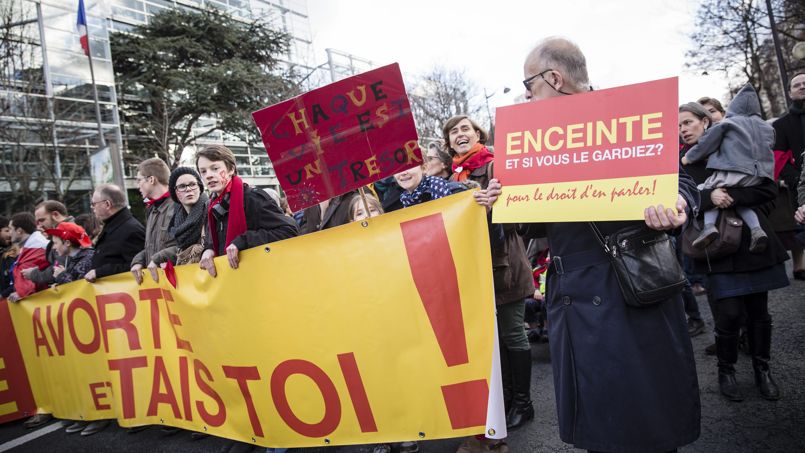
left=45, top=222, right=92, bottom=248
left=168, top=166, right=204, bottom=203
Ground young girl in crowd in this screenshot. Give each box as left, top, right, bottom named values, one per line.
left=681, top=84, right=776, bottom=253
left=395, top=162, right=465, bottom=208
left=46, top=222, right=94, bottom=285
left=349, top=192, right=384, bottom=221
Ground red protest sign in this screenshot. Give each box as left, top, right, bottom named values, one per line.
left=252, top=63, right=422, bottom=212
left=492, top=77, right=679, bottom=223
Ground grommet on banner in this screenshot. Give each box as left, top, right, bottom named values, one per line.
left=324, top=438, right=331, bottom=445
left=203, top=426, right=207, bottom=431
left=264, top=246, right=271, bottom=253
left=160, top=418, right=164, bottom=424
left=361, top=221, right=368, bottom=227
left=252, top=437, right=256, bottom=443
left=418, top=432, right=426, bottom=438
left=488, top=428, right=496, bottom=436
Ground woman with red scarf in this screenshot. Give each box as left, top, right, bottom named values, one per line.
left=443, top=116, right=535, bottom=452
left=197, top=145, right=298, bottom=277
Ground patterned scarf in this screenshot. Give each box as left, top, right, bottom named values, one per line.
left=170, top=192, right=208, bottom=250
left=400, top=175, right=456, bottom=208
left=451, top=143, right=494, bottom=181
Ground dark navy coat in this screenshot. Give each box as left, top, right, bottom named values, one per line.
left=543, top=170, right=701, bottom=453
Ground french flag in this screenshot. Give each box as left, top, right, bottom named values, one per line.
left=76, top=0, right=89, bottom=56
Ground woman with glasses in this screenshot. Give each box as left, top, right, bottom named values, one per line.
left=424, top=141, right=452, bottom=179
left=149, top=167, right=209, bottom=270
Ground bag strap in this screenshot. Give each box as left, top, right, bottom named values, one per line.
left=587, top=222, right=612, bottom=255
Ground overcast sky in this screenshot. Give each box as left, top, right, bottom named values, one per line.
left=306, top=0, right=730, bottom=111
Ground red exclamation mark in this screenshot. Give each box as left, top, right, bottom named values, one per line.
left=400, top=213, right=488, bottom=430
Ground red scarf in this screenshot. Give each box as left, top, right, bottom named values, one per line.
left=207, top=175, right=247, bottom=256
left=773, top=149, right=794, bottom=181
left=451, top=143, right=494, bottom=181
left=144, top=191, right=170, bottom=208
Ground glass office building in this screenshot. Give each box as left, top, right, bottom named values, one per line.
left=1, top=0, right=329, bottom=211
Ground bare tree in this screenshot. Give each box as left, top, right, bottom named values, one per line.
left=1, top=1, right=88, bottom=214
left=408, top=66, right=487, bottom=143
left=687, top=0, right=804, bottom=118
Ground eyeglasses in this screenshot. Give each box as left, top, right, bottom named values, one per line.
left=523, top=69, right=555, bottom=92
left=90, top=199, right=109, bottom=207
left=176, top=182, right=199, bottom=192
left=523, top=68, right=573, bottom=95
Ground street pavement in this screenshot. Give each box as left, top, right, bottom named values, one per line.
left=1, top=267, right=803, bottom=453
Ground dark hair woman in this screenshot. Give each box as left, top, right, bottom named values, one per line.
left=443, top=115, right=536, bottom=443
left=149, top=167, right=209, bottom=279
left=680, top=101, right=789, bottom=402
left=196, top=145, right=298, bottom=277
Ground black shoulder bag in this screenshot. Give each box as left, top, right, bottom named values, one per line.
left=589, top=223, right=686, bottom=307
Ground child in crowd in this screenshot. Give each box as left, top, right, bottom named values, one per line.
left=349, top=193, right=384, bottom=221
left=46, top=222, right=94, bottom=285
left=681, top=84, right=775, bottom=253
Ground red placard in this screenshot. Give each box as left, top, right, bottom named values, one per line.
left=252, top=63, right=422, bottom=212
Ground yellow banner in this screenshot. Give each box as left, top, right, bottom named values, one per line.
left=8, top=192, right=499, bottom=448
left=492, top=174, right=679, bottom=223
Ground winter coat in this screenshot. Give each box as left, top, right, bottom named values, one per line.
left=132, top=197, right=176, bottom=268
left=683, top=84, right=775, bottom=180
left=692, top=180, right=789, bottom=275
left=12, top=231, right=50, bottom=298
left=679, top=144, right=711, bottom=186
left=92, top=208, right=146, bottom=279
left=524, top=168, right=701, bottom=452
left=772, top=101, right=805, bottom=206
left=800, top=164, right=805, bottom=206
left=462, top=161, right=535, bottom=305
left=205, top=183, right=298, bottom=256
left=772, top=100, right=805, bottom=170
left=1, top=245, right=18, bottom=297
left=299, top=192, right=356, bottom=235
left=55, top=248, right=95, bottom=285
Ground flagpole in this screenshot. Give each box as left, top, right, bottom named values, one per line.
left=80, top=0, right=127, bottom=202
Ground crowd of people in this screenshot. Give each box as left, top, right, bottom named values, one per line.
left=2, top=36, right=805, bottom=453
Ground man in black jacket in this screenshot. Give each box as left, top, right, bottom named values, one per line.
left=773, top=73, right=805, bottom=280
left=84, top=183, right=145, bottom=283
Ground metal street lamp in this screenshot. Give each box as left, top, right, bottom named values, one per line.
left=484, top=87, right=511, bottom=145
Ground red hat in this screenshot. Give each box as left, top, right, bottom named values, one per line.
left=45, top=222, right=92, bottom=248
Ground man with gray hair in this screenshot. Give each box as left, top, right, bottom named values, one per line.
left=80, top=184, right=144, bottom=435
left=84, top=183, right=145, bottom=284
left=520, top=37, right=701, bottom=453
